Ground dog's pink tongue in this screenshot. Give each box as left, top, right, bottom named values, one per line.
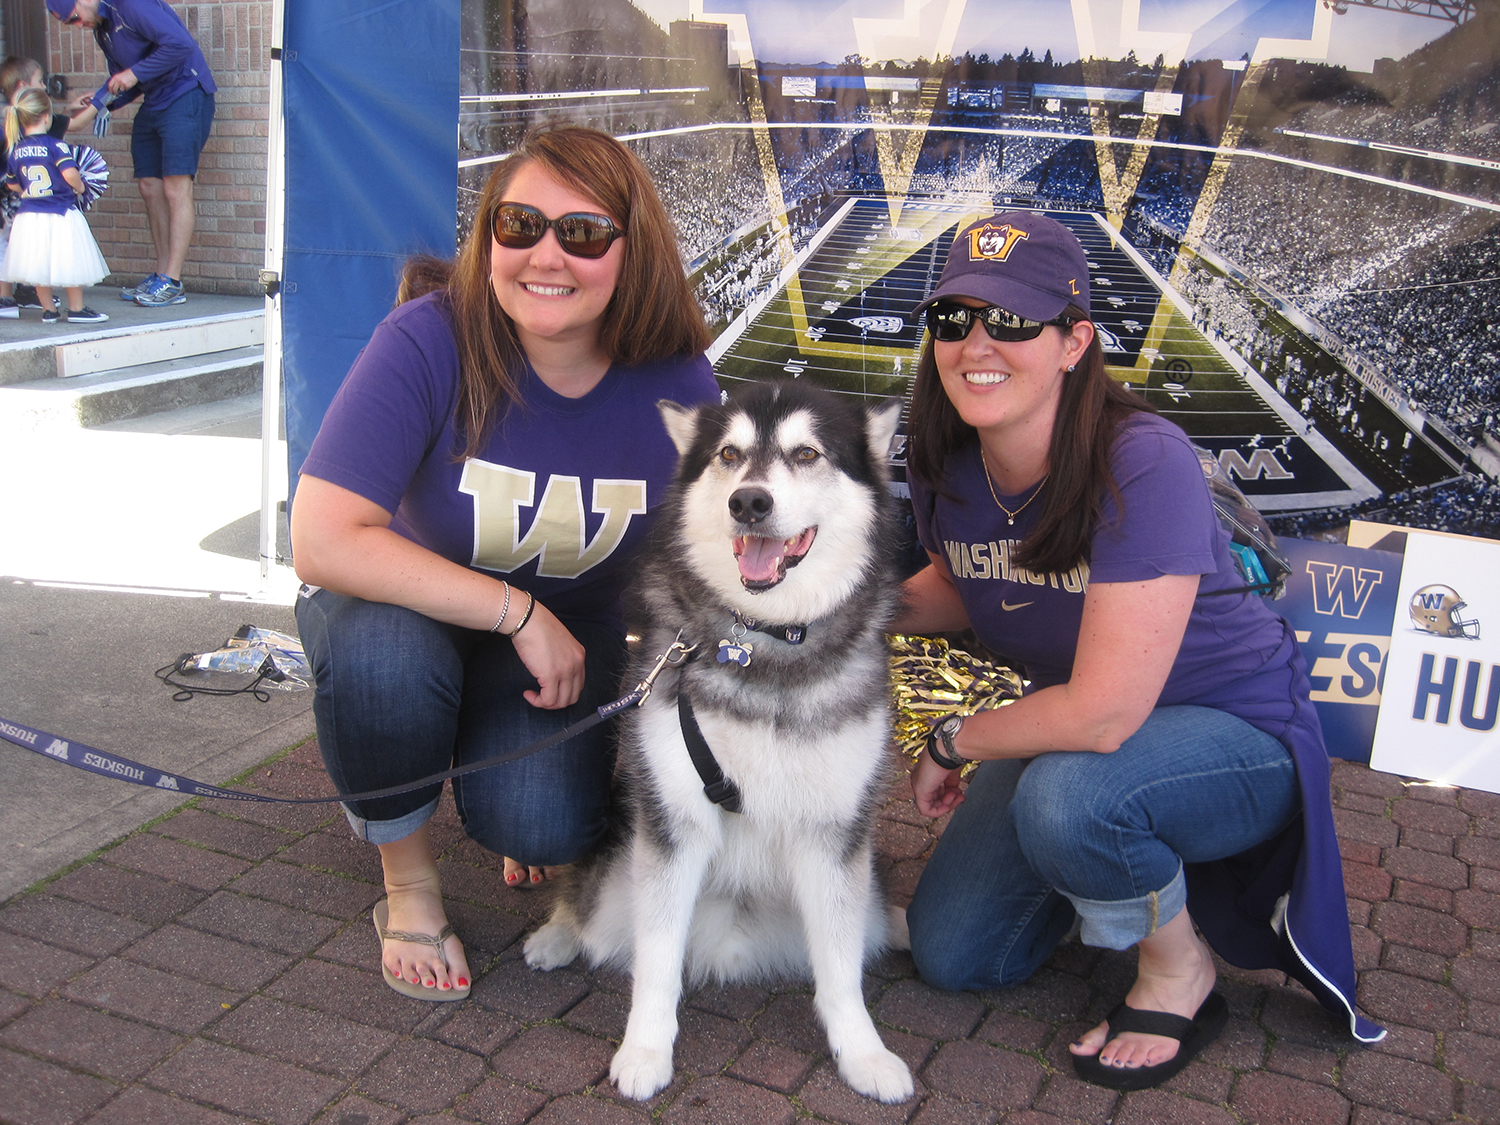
left=736, top=536, right=784, bottom=584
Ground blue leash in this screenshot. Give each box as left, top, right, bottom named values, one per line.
left=0, top=636, right=696, bottom=806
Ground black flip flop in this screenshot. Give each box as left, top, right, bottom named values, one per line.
left=1071, top=991, right=1229, bottom=1090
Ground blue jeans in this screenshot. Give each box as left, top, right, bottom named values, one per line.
left=295, top=587, right=626, bottom=864
left=907, top=705, right=1299, bottom=991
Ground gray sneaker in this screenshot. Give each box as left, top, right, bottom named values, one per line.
left=121, top=273, right=162, bottom=301
left=135, top=276, right=186, bottom=307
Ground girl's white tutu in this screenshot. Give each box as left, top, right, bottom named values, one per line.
left=2, top=209, right=109, bottom=288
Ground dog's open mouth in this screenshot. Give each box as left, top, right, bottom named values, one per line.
left=733, top=527, right=817, bottom=591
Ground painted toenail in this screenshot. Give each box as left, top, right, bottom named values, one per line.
left=458, top=977, right=469, bottom=987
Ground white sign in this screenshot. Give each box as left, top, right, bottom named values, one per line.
left=1370, top=530, right=1500, bottom=792
left=1143, top=90, right=1184, bottom=116
left=781, top=77, right=816, bottom=98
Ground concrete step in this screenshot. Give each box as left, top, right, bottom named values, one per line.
left=0, top=345, right=263, bottom=430
left=0, top=308, right=263, bottom=386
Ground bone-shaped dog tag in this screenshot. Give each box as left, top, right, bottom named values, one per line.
left=716, top=639, right=753, bottom=666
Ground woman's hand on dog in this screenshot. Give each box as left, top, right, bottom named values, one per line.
left=513, top=604, right=587, bottom=709
left=911, top=751, right=966, bottom=818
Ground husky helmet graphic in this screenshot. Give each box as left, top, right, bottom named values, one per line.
left=1409, top=584, right=1480, bottom=639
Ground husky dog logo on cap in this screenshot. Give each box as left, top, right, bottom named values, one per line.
left=970, top=222, right=1029, bottom=262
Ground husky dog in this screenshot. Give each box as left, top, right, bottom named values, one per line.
left=524, top=380, right=913, bottom=1104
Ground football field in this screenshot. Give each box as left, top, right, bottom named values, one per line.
left=708, top=198, right=1411, bottom=512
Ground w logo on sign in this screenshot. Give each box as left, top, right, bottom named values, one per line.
left=1306, top=561, right=1384, bottom=619
left=1416, top=591, right=1446, bottom=610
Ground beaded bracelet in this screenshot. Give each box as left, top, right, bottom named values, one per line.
left=507, top=591, right=536, bottom=636
left=490, top=582, right=512, bottom=634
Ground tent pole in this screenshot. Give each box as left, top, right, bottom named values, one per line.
left=258, top=0, right=289, bottom=595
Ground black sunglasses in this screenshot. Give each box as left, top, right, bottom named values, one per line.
left=491, top=202, right=625, bottom=260
left=925, top=300, right=1074, bottom=343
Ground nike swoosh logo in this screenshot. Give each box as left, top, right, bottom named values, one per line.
left=1001, top=600, right=1034, bottom=612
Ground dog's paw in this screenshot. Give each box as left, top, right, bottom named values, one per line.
left=610, top=1043, right=675, bottom=1100
left=522, top=921, right=580, bottom=970
left=838, top=1047, right=914, bottom=1103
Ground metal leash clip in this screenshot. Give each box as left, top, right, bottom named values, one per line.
left=632, top=630, right=697, bottom=707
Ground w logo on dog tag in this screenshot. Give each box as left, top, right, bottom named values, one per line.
left=717, top=640, right=753, bottom=667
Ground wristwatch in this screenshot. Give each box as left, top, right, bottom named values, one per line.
left=926, top=715, right=968, bottom=771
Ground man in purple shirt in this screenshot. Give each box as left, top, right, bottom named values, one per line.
left=47, top=0, right=215, bottom=307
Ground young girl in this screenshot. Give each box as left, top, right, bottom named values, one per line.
left=0, top=57, right=100, bottom=315
left=3, top=87, right=108, bottom=324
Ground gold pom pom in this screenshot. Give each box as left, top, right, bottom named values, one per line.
left=889, top=634, right=1025, bottom=769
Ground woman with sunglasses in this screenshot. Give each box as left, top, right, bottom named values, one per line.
left=894, top=212, right=1380, bottom=1088
left=290, top=126, right=716, bottom=1000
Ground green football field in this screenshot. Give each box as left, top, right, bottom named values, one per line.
left=708, top=198, right=1445, bottom=513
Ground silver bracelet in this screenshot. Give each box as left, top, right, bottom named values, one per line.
left=490, top=582, right=511, bottom=634
left=506, top=591, right=536, bottom=636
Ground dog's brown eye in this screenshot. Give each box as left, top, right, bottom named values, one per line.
left=794, top=447, right=820, bottom=462
left=720, top=446, right=739, bottom=463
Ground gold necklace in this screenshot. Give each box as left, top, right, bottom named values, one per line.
left=980, top=448, right=1049, bottom=527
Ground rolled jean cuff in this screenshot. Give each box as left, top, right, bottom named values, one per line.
left=1062, top=862, right=1187, bottom=951
left=343, top=795, right=440, bottom=845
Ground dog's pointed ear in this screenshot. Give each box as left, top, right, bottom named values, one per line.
left=866, top=399, right=902, bottom=460
left=658, top=399, right=701, bottom=456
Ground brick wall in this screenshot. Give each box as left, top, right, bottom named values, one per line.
left=48, top=1, right=271, bottom=296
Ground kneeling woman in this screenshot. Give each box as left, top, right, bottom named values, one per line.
left=896, top=212, right=1382, bottom=1088
left=291, top=126, right=717, bottom=1000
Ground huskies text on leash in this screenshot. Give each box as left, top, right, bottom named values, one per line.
left=524, top=380, right=913, bottom=1103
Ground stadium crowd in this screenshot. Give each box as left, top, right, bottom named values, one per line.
left=1268, top=474, right=1500, bottom=541
left=1279, top=86, right=1500, bottom=163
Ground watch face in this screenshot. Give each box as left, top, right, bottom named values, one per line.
left=941, top=716, right=962, bottom=735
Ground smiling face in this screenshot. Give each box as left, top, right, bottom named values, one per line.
left=488, top=161, right=625, bottom=364
left=932, top=297, right=1092, bottom=451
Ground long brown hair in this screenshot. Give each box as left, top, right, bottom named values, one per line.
left=905, top=306, right=1155, bottom=575
left=401, top=125, right=712, bottom=458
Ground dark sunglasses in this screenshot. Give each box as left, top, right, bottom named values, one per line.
left=925, top=300, right=1074, bottom=343
left=491, top=202, right=625, bottom=259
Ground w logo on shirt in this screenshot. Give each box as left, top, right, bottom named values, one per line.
left=460, top=461, right=647, bottom=579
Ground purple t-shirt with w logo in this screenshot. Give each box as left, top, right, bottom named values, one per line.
left=300, top=292, right=719, bottom=630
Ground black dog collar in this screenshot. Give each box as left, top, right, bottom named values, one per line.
left=730, top=610, right=807, bottom=645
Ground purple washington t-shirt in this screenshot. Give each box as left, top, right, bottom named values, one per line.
left=915, top=414, right=1379, bottom=1041
left=912, top=413, right=1300, bottom=733
left=6, top=136, right=78, bottom=216
left=299, top=291, right=720, bottom=629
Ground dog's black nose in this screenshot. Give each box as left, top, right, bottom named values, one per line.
left=728, top=487, right=773, bottom=524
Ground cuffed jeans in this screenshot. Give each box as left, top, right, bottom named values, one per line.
left=907, top=705, right=1299, bottom=991
left=295, top=587, right=626, bottom=864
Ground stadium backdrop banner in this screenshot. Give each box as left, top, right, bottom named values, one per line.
left=278, top=0, right=1496, bottom=765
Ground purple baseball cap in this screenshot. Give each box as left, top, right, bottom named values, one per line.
left=45, top=0, right=76, bottom=18
left=915, top=211, right=1091, bottom=323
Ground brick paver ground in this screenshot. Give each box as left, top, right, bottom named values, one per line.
left=2, top=742, right=1497, bottom=1125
